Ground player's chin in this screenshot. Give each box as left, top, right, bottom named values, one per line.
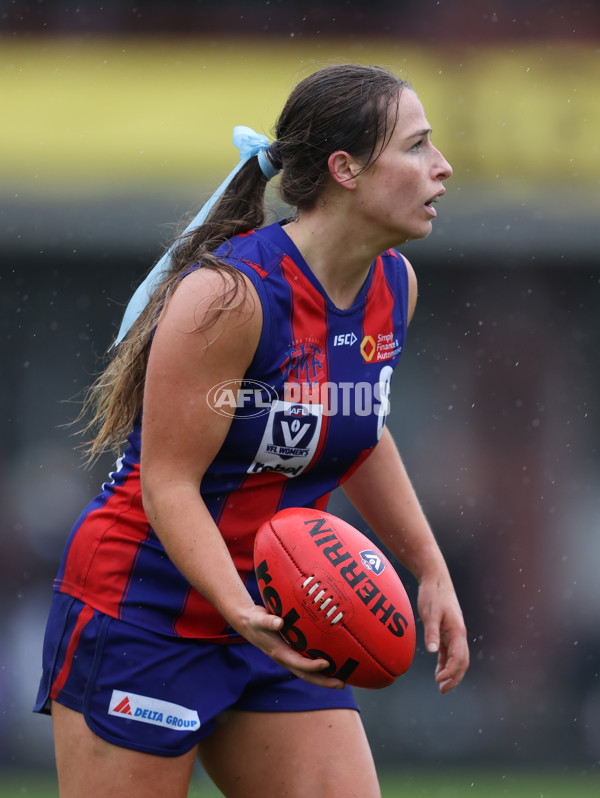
left=393, top=227, right=431, bottom=248
left=401, top=222, right=433, bottom=245
left=412, top=220, right=434, bottom=240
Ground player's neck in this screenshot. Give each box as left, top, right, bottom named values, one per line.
left=282, top=212, right=381, bottom=310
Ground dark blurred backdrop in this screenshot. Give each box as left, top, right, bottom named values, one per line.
left=1, top=0, right=599, bottom=779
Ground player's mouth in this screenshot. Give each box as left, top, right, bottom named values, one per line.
left=424, top=189, right=445, bottom=218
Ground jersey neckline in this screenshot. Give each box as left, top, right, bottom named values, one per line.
left=257, top=220, right=377, bottom=317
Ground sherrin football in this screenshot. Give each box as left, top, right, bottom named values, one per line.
left=254, top=507, right=416, bottom=689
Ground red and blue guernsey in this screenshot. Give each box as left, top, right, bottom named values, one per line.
left=54, top=221, right=410, bottom=641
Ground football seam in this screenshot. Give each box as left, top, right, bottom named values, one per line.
left=269, top=525, right=396, bottom=680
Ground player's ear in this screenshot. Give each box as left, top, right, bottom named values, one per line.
left=327, top=151, right=360, bottom=190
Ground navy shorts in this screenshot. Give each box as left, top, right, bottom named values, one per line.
left=34, top=593, right=359, bottom=757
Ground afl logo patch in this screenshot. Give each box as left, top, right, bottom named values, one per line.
left=247, top=400, right=323, bottom=478
left=360, top=549, right=385, bottom=575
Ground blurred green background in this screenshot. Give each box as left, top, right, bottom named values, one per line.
left=1, top=0, right=599, bottom=794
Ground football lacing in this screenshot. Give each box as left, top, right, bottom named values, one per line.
left=301, top=576, right=344, bottom=625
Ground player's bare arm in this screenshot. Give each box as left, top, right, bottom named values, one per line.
left=140, top=268, right=341, bottom=688
left=341, top=426, right=469, bottom=693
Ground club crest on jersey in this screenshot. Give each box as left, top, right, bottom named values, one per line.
left=359, top=549, right=386, bottom=575
left=280, top=338, right=325, bottom=385
left=247, top=400, right=322, bottom=478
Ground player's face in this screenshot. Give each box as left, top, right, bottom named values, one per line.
left=354, top=88, right=452, bottom=247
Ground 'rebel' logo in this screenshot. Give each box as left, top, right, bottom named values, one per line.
left=359, top=549, right=385, bottom=575
left=255, top=558, right=360, bottom=682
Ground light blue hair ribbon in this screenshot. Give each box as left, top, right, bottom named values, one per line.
left=113, top=125, right=280, bottom=345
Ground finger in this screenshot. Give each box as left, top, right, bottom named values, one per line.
left=421, top=607, right=441, bottom=654
left=437, top=676, right=460, bottom=694
left=283, top=652, right=332, bottom=672
left=426, top=635, right=440, bottom=654
left=270, top=643, right=346, bottom=685
left=436, top=660, right=467, bottom=693
left=247, top=611, right=284, bottom=635
left=434, top=649, right=468, bottom=693
left=272, top=644, right=332, bottom=674
left=269, top=615, right=283, bottom=632
left=273, top=652, right=346, bottom=689
left=287, top=666, right=346, bottom=690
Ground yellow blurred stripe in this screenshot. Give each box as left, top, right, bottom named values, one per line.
left=2, top=36, right=598, bottom=195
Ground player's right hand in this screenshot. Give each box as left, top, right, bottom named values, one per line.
left=236, top=605, right=346, bottom=690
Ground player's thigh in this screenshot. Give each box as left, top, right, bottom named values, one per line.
left=51, top=701, right=198, bottom=798
left=197, top=707, right=381, bottom=798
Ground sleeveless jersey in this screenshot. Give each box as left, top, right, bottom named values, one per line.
left=54, top=221, right=410, bottom=640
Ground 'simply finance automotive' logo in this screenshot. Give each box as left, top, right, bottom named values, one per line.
left=206, top=379, right=278, bottom=418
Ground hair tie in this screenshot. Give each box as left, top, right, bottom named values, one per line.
left=113, top=126, right=280, bottom=345
left=233, top=126, right=281, bottom=181
left=257, top=148, right=279, bottom=181
left=267, top=141, right=283, bottom=172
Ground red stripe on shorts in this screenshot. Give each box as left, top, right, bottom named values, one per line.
left=49, top=603, right=95, bottom=700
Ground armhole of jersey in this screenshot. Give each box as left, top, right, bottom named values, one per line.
left=392, top=249, right=410, bottom=340
left=221, top=258, right=272, bottom=376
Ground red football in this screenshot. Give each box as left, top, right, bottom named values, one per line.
left=254, top=507, right=416, bottom=689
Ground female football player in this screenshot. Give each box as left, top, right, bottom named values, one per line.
left=35, top=63, right=469, bottom=797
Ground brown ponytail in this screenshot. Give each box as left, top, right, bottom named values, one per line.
left=78, top=157, right=268, bottom=461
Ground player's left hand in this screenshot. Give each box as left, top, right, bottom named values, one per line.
left=417, top=573, right=469, bottom=694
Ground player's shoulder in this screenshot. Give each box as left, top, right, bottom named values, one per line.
left=159, top=264, right=262, bottom=349
left=398, top=254, right=417, bottom=323
left=379, top=248, right=414, bottom=293
left=217, top=224, right=289, bottom=279
left=377, top=249, right=416, bottom=323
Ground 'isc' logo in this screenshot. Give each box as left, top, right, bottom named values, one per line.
left=333, top=332, right=357, bottom=347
